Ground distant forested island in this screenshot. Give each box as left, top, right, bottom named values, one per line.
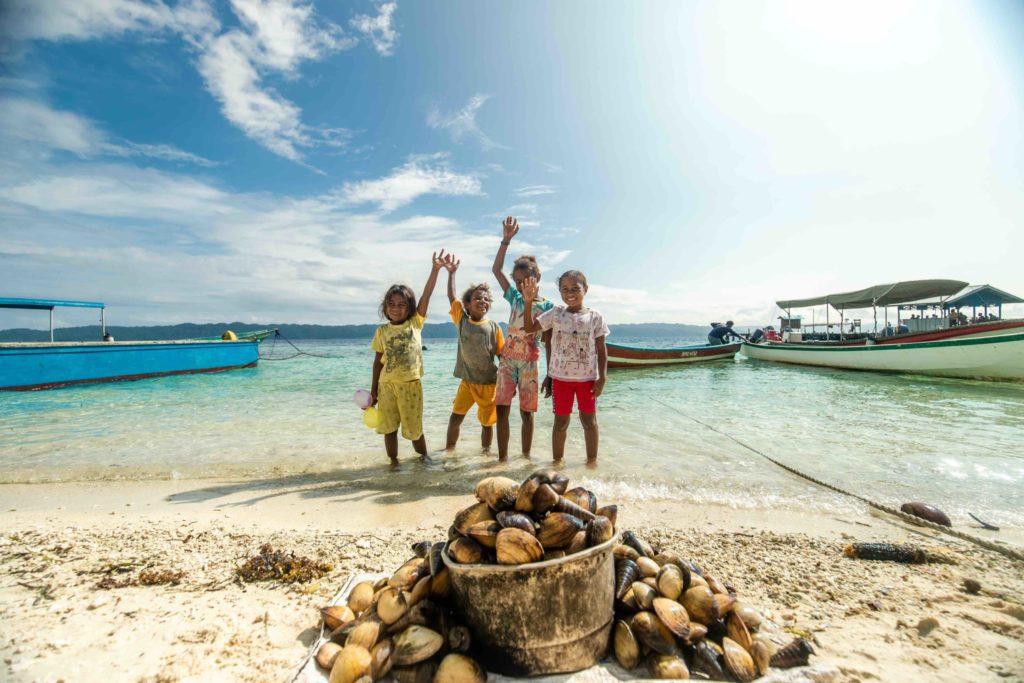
left=0, top=321, right=709, bottom=342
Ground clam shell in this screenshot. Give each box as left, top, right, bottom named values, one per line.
left=613, top=619, right=641, bottom=670
left=347, top=581, right=375, bottom=615
left=329, top=644, right=372, bottom=683
left=411, top=541, right=432, bottom=559
left=682, top=585, right=718, bottom=625
left=391, top=626, right=444, bottom=667
left=466, top=521, right=502, bottom=549
left=322, top=605, right=356, bottom=631
left=631, top=611, right=680, bottom=656
left=495, top=511, right=535, bottom=534
left=386, top=600, right=436, bottom=635
left=726, top=612, right=753, bottom=653
left=723, top=637, right=757, bottom=682
left=495, top=527, right=544, bottom=565
left=430, top=566, right=450, bottom=597
left=390, top=663, right=437, bottom=683
left=454, top=502, right=495, bottom=535
left=369, top=638, right=394, bottom=680
left=646, top=654, right=690, bottom=679
left=543, top=549, right=566, bottom=561
left=619, top=586, right=639, bottom=612
left=614, top=544, right=641, bottom=562
left=529, top=469, right=569, bottom=494
left=713, top=592, right=735, bottom=616
left=595, top=504, right=618, bottom=527
left=622, top=530, right=656, bottom=559
left=390, top=558, right=428, bottom=590
left=705, top=573, right=728, bottom=596
left=686, top=623, right=708, bottom=643
left=475, top=476, right=519, bottom=511
left=408, top=575, right=430, bottom=607
left=637, top=556, right=660, bottom=578
left=586, top=516, right=615, bottom=546
left=691, top=640, right=725, bottom=680
left=656, top=564, right=685, bottom=600
left=537, top=512, right=585, bottom=549
left=376, top=587, right=409, bottom=626
left=615, top=558, right=640, bottom=600
left=652, top=597, right=691, bottom=639
left=532, top=483, right=559, bottom=515
left=566, top=530, right=588, bottom=554
left=448, top=537, right=484, bottom=564
left=447, top=625, right=472, bottom=653
left=732, top=601, right=762, bottom=630
left=688, top=573, right=708, bottom=589
left=751, top=639, right=771, bottom=676
left=316, top=641, right=342, bottom=670
left=514, top=477, right=539, bottom=512
left=632, top=581, right=657, bottom=611
left=428, top=542, right=446, bottom=576
left=564, top=486, right=597, bottom=513
left=434, top=653, right=487, bottom=683
left=346, top=615, right=382, bottom=650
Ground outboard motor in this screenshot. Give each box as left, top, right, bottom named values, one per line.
left=749, top=328, right=765, bottom=344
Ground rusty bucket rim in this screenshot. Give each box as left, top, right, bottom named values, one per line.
left=441, top=532, right=620, bottom=573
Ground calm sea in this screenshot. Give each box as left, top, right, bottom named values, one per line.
left=2, top=338, right=1023, bottom=530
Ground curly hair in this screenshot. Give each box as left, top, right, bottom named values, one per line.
left=379, top=284, right=417, bottom=322
left=461, top=282, right=493, bottom=308
left=558, top=270, right=588, bottom=290
left=512, top=254, right=541, bottom=279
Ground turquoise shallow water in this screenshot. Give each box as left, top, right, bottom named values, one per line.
left=2, top=337, right=1023, bottom=530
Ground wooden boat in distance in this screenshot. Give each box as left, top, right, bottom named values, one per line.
left=607, top=341, right=741, bottom=369
left=741, top=332, right=1024, bottom=381
left=0, top=297, right=274, bottom=391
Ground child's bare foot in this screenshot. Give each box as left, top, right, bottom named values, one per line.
left=389, top=457, right=400, bottom=470
left=585, top=458, right=598, bottom=469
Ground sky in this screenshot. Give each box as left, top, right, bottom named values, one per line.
left=1, top=0, right=1023, bottom=330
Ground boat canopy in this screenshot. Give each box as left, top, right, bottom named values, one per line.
left=776, top=280, right=968, bottom=310
left=0, top=297, right=105, bottom=310
left=945, top=284, right=1023, bottom=308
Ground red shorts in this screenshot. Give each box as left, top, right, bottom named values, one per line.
left=552, top=378, right=596, bottom=416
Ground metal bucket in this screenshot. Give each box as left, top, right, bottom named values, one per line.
left=442, top=534, right=617, bottom=676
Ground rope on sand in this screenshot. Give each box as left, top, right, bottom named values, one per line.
left=647, top=395, right=1024, bottom=563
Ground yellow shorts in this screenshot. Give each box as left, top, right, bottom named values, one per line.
left=452, top=380, right=497, bottom=427
left=377, top=380, right=423, bottom=441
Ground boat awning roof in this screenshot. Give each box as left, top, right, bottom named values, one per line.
left=945, top=284, right=1023, bottom=308
left=0, top=297, right=105, bottom=311
left=776, top=279, right=968, bottom=310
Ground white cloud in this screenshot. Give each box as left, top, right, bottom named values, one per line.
left=0, top=156, right=554, bottom=326
left=0, top=0, right=218, bottom=41
left=427, top=94, right=504, bottom=150
left=0, top=97, right=216, bottom=165
left=350, top=1, right=398, bottom=56
left=339, top=157, right=482, bottom=213
left=514, top=184, right=557, bottom=197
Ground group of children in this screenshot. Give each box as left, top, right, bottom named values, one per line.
left=369, top=217, right=609, bottom=466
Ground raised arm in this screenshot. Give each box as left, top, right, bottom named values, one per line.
left=521, top=276, right=540, bottom=333
left=443, top=253, right=460, bottom=304
left=417, top=250, right=447, bottom=318
left=491, top=216, right=518, bottom=294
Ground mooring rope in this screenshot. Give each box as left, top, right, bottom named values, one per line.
left=259, top=330, right=348, bottom=360
left=646, top=394, right=1024, bottom=563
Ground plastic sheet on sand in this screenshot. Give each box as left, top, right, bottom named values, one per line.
left=290, top=573, right=840, bottom=683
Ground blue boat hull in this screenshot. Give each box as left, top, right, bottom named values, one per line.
left=0, top=340, right=260, bottom=391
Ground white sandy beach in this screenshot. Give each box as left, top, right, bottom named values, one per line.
left=0, top=475, right=1022, bottom=682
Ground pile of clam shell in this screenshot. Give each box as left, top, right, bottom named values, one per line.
left=314, top=541, right=486, bottom=683
left=612, top=530, right=814, bottom=680
left=446, top=470, right=617, bottom=565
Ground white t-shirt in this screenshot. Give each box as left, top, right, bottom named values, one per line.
left=536, top=305, right=610, bottom=381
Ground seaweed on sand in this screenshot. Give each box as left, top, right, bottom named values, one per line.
left=236, top=543, right=333, bottom=584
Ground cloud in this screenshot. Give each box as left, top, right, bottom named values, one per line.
left=0, top=97, right=216, bottom=165
left=3, top=0, right=384, bottom=165
left=427, top=94, right=504, bottom=150
left=514, top=184, right=557, bottom=197
left=339, top=156, right=482, bottom=212
left=0, top=156, right=556, bottom=326
left=0, top=0, right=218, bottom=42
left=350, top=1, right=398, bottom=56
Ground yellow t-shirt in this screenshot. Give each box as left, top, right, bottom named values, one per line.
left=371, top=312, right=426, bottom=383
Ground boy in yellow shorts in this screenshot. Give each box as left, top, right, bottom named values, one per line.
left=442, top=256, right=504, bottom=450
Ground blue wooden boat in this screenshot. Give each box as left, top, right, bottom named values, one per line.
left=0, top=298, right=273, bottom=391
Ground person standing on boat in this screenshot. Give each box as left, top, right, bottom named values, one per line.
left=707, top=321, right=739, bottom=345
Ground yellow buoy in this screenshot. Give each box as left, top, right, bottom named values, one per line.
left=221, top=330, right=238, bottom=341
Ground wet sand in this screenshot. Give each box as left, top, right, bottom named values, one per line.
left=0, top=475, right=1022, bottom=682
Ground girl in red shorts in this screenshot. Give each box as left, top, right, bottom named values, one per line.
left=522, top=270, right=608, bottom=465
